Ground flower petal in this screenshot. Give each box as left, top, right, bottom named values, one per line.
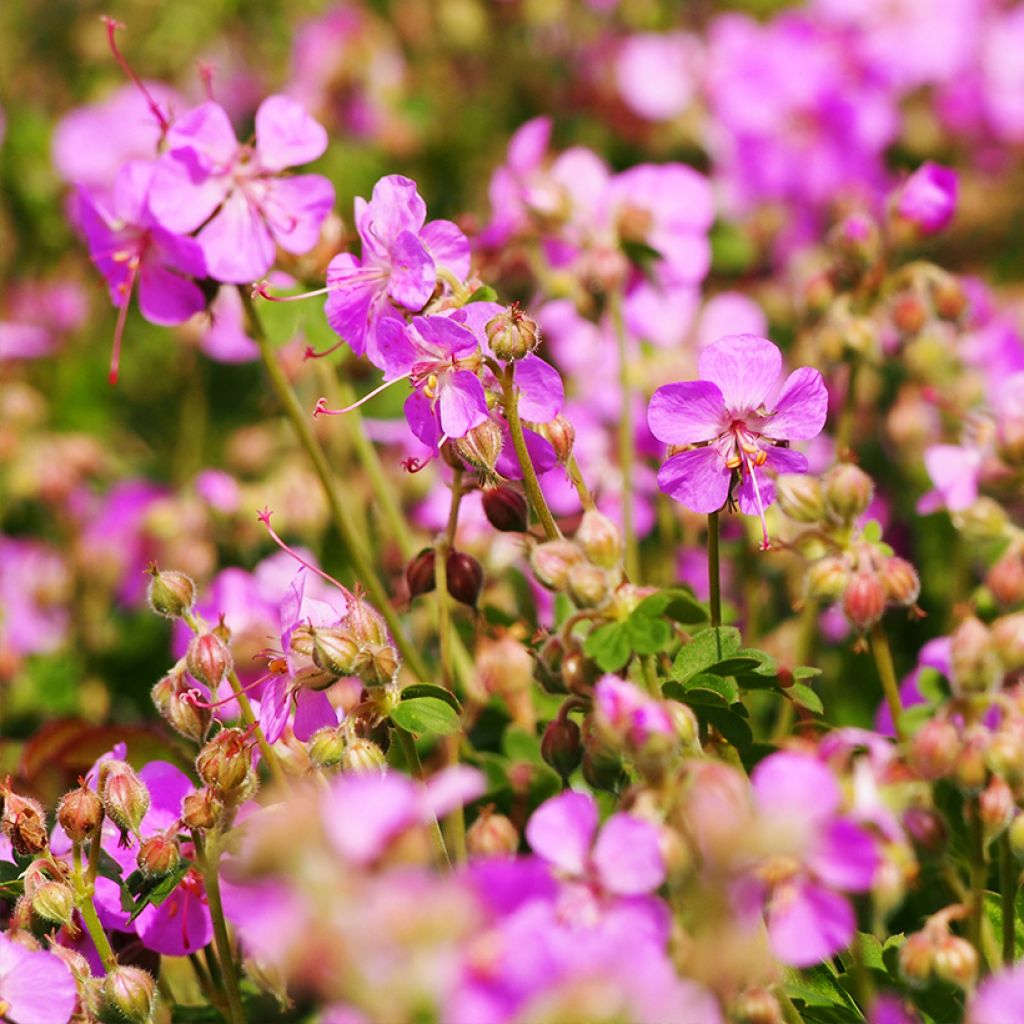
left=656, top=447, right=730, bottom=514
left=148, top=151, right=231, bottom=234
left=438, top=370, right=489, bottom=439
left=592, top=813, right=666, bottom=895
left=255, top=95, right=328, bottom=172
left=258, top=675, right=290, bottom=745
left=137, top=261, right=206, bottom=326
left=135, top=886, right=213, bottom=956
left=387, top=230, right=436, bottom=310
left=293, top=689, right=337, bottom=741
left=324, top=253, right=385, bottom=358
left=764, top=366, right=828, bottom=441
left=767, top=879, right=855, bottom=967
left=264, top=174, right=335, bottom=256
left=648, top=381, right=726, bottom=445
left=166, top=101, right=238, bottom=171
left=514, top=355, right=563, bottom=422
left=751, top=751, right=840, bottom=823
left=0, top=935, right=78, bottom=1024
left=322, top=773, right=418, bottom=865
left=197, top=191, right=276, bottom=284
left=404, top=389, right=441, bottom=451
left=420, top=219, right=471, bottom=281
left=525, top=791, right=598, bottom=876
left=698, top=334, right=781, bottom=413
left=809, top=818, right=879, bottom=893
left=358, top=174, right=427, bottom=255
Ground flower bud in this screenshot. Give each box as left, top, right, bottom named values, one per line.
left=308, top=726, right=347, bottom=769
left=828, top=212, right=882, bottom=287
left=101, top=761, right=151, bottom=838
left=933, top=934, right=978, bottom=989
left=880, top=556, right=921, bottom=607
left=447, top=550, right=484, bottom=608
left=910, top=718, right=961, bottom=780
left=932, top=276, right=967, bottom=321
left=311, top=626, right=361, bottom=677
left=57, top=783, right=104, bottom=844
left=353, top=643, right=400, bottom=687
left=537, top=414, right=575, bottom=465
left=582, top=747, right=626, bottom=792
left=949, top=616, right=1001, bottom=697
left=806, top=556, right=852, bottom=601
left=824, top=463, right=874, bottom=523
left=466, top=808, right=519, bottom=858
left=347, top=596, right=389, bottom=648
left=137, top=831, right=182, bottom=878
left=891, top=293, right=929, bottom=336
left=898, top=930, right=935, bottom=987
left=992, top=613, right=1024, bottom=673
left=181, top=788, right=222, bottom=831
left=574, top=510, right=622, bottom=569
left=0, top=788, right=48, bottom=856
left=186, top=632, right=232, bottom=689
left=985, top=727, right=1024, bottom=785
left=561, top=646, right=601, bottom=695
left=151, top=666, right=211, bottom=743
left=842, top=572, right=887, bottom=632
left=405, top=548, right=437, bottom=600
left=732, top=989, right=784, bottom=1024
left=567, top=562, right=611, bottom=609
left=987, top=548, right=1024, bottom=606
left=666, top=702, right=701, bottom=751
left=342, top=737, right=388, bottom=774
left=482, top=486, right=529, bottom=533
left=145, top=567, right=195, bottom=619
left=534, top=635, right=567, bottom=695
left=100, top=965, right=157, bottom=1024
left=529, top=539, right=584, bottom=591
left=454, top=418, right=504, bottom=474
left=31, top=880, right=75, bottom=926
left=954, top=727, right=989, bottom=792
left=902, top=806, right=947, bottom=857
left=953, top=498, right=1008, bottom=543
left=775, top=474, right=826, bottom=523
left=196, top=729, right=252, bottom=796
left=541, top=716, right=583, bottom=779
left=980, top=775, right=1015, bottom=839
left=486, top=306, right=540, bottom=361
left=997, top=408, right=1024, bottom=465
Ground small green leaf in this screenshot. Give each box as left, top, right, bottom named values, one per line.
left=467, top=285, right=499, bottom=303
left=124, top=860, right=194, bottom=924
left=400, top=683, right=462, bottom=713
left=672, top=627, right=743, bottom=682
left=862, top=519, right=883, bottom=543
left=788, top=682, right=824, bottom=714
left=683, top=673, right=740, bottom=706
left=700, top=706, right=753, bottom=750
left=634, top=588, right=708, bottom=624
left=390, top=697, right=461, bottom=736
left=793, top=665, right=823, bottom=681
left=583, top=622, right=632, bottom=672
left=624, top=613, right=671, bottom=655
left=916, top=667, right=948, bottom=704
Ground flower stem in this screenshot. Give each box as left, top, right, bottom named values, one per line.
left=72, top=843, right=117, bottom=972
left=394, top=727, right=451, bottom=869
left=192, top=831, right=245, bottom=1024
left=967, top=799, right=987, bottom=966
left=565, top=452, right=597, bottom=512
left=609, top=288, right=639, bottom=580
left=707, top=511, right=722, bottom=628
left=499, top=364, right=559, bottom=540
left=241, top=286, right=429, bottom=682
left=869, top=622, right=904, bottom=743
left=835, top=358, right=860, bottom=455
left=1001, top=832, right=1018, bottom=965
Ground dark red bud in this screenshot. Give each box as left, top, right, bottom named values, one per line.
left=541, top=716, right=583, bottom=779
left=482, top=486, right=529, bottom=533
left=446, top=550, right=484, bottom=608
left=405, top=548, right=437, bottom=600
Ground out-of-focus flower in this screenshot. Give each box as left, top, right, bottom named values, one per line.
left=967, top=959, right=1024, bottom=1024
left=892, top=163, right=958, bottom=236
left=615, top=32, right=702, bottom=122
left=0, top=933, right=77, bottom=1024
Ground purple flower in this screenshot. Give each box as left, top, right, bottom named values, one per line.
left=893, top=162, right=958, bottom=235
left=647, top=334, right=827, bottom=547
left=0, top=537, right=70, bottom=669
left=594, top=675, right=675, bottom=749
left=918, top=443, right=982, bottom=513
left=615, top=32, right=701, bottom=122
left=968, top=960, right=1024, bottom=1024
left=0, top=934, right=77, bottom=1024
left=148, top=95, right=334, bottom=284
left=324, top=175, right=469, bottom=364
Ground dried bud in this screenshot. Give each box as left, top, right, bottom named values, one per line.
left=576, top=509, right=623, bottom=569
left=537, top=415, right=575, bottom=465
left=196, top=729, right=252, bottom=796
left=992, top=613, right=1024, bottom=673
left=100, top=965, right=157, bottom=1024
left=902, top=806, right=947, bottom=857
left=446, top=550, right=484, bottom=608
left=910, top=718, right=961, bottom=780
left=898, top=930, right=935, bottom=987
left=405, top=549, right=437, bottom=601
left=308, top=726, right=347, bottom=769
left=979, top=775, right=1015, bottom=839
left=0, top=788, right=48, bottom=856
left=57, top=783, right=104, bottom=844
left=342, top=737, right=388, bottom=774
left=879, top=556, right=921, bottom=607
left=353, top=643, right=400, bottom=687
left=842, top=572, right=887, bottom=632
left=806, top=556, right=852, bottom=601
left=485, top=306, right=540, bottom=361
left=101, top=761, right=151, bottom=838
left=987, top=548, right=1024, bottom=606
left=311, top=626, right=361, bottom=677
left=541, top=716, right=583, bottom=779
left=482, top=486, right=529, bottom=533
left=186, top=632, right=232, bottom=689
left=137, top=831, right=181, bottom=878
left=949, top=616, right=1001, bottom=697
left=151, top=666, right=211, bottom=743
left=466, top=808, right=519, bottom=858
left=933, top=934, right=978, bottom=989
left=453, top=418, right=504, bottom=474
left=824, top=463, right=874, bottom=523
left=181, top=788, right=222, bottom=831
left=145, top=567, right=195, bottom=619
left=31, top=880, right=75, bottom=926
left=775, top=474, right=826, bottom=523
left=529, top=539, right=584, bottom=591
left=567, top=563, right=611, bottom=609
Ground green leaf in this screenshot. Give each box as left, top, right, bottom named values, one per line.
left=624, top=614, right=671, bottom=655
left=467, top=285, right=499, bottom=303
left=916, top=667, right=948, bottom=704
left=793, top=665, right=823, bottom=680
left=390, top=697, right=461, bottom=736
left=682, top=673, right=740, bottom=706
left=583, top=622, right=632, bottom=672
left=700, top=705, right=754, bottom=750
left=400, top=683, right=462, bottom=714
left=862, top=519, right=883, bottom=543
left=123, top=859, right=194, bottom=924
left=634, top=588, right=708, bottom=624
left=502, top=726, right=542, bottom=764
left=672, top=627, right=742, bottom=682
left=984, top=889, right=1024, bottom=960
left=785, top=963, right=862, bottom=1017
left=788, top=682, right=824, bottom=714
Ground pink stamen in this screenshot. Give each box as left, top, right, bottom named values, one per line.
left=197, top=60, right=216, bottom=101
left=102, top=17, right=170, bottom=135
left=257, top=507, right=355, bottom=600
left=314, top=374, right=411, bottom=417
left=254, top=280, right=332, bottom=303
left=109, top=257, right=141, bottom=385
left=304, top=337, right=349, bottom=360
left=181, top=672, right=271, bottom=712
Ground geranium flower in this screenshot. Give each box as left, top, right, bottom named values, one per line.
left=893, top=162, right=958, bottom=235
left=647, top=334, right=828, bottom=547
left=0, top=934, right=77, bottom=1024
left=968, top=960, right=1024, bottom=1024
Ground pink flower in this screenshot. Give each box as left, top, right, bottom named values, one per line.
left=615, top=32, right=701, bottom=122
left=149, top=95, right=334, bottom=284
left=968, top=960, right=1024, bottom=1024
left=647, top=334, right=827, bottom=546
left=594, top=675, right=675, bottom=749
left=0, top=934, right=77, bottom=1024
left=893, top=162, right=958, bottom=235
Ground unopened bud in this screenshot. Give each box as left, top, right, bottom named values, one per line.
left=582, top=747, right=625, bottom=792
left=347, top=597, right=389, bottom=648
left=486, top=306, right=540, bottom=361
left=537, top=415, right=575, bottom=465
left=467, top=808, right=519, bottom=858
left=353, top=643, right=400, bottom=687
left=31, top=880, right=75, bottom=926
left=980, top=776, right=1015, bottom=839
left=137, top=831, right=181, bottom=878
left=541, top=716, right=583, bottom=779
left=992, top=613, right=1024, bottom=673
left=482, top=486, right=529, bottom=533
left=529, top=539, right=584, bottom=591
left=100, top=965, right=157, bottom=1024
left=828, top=212, right=881, bottom=287
left=954, top=727, right=989, bottom=792
left=152, top=666, right=211, bottom=743
left=0, top=788, right=47, bottom=856
left=567, top=562, right=610, bottom=608
left=181, top=788, right=222, bottom=831
left=666, top=702, right=700, bottom=750
left=891, top=293, right=929, bottom=336
left=931, top=277, right=967, bottom=321
left=806, top=556, right=852, bottom=601
left=910, top=718, right=961, bottom=780
left=842, top=572, right=887, bottom=632
left=145, top=567, right=195, bottom=619
left=880, top=556, right=921, bottom=607
left=902, top=806, right=947, bottom=857
left=342, top=737, right=388, bottom=774
left=454, top=418, right=504, bottom=474
left=405, top=549, right=437, bottom=600
left=101, top=761, right=151, bottom=837
left=898, top=930, right=935, bottom=987
left=196, top=729, right=252, bottom=795
left=949, top=616, right=1001, bottom=697
left=446, top=550, right=484, bottom=608
left=534, top=635, right=567, bottom=695
left=311, top=626, right=361, bottom=677
left=775, top=474, right=826, bottom=523
left=186, top=632, right=232, bottom=689
left=933, top=934, right=978, bottom=989
left=953, top=498, right=1009, bottom=543
left=732, top=989, right=784, bottom=1024
left=577, top=509, right=623, bottom=569
left=824, top=463, right=874, bottom=523
left=985, top=728, right=1024, bottom=784
left=57, top=783, right=104, bottom=844
left=561, top=646, right=600, bottom=695
left=987, top=548, right=1024, bottom=606
left=998, top=409, right=1024, bottom=465
left=308, top=726, right=347, bottom=769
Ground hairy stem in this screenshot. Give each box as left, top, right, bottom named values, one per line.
left=72, top=844, right=117, bottom=972
left=609, top=289, right=639, bottom=580
left=869, top=622, right=904, bottom=743
left=708, top=511, right=722, bottom=628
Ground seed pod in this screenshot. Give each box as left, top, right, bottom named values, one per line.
left=576, top=509, right=623, bottom=569
left=841, top=572, right=886, bottom=631
left=446, top=550, right=484, bottom=608
left=824, top=463, right=874, bottom=523
left=405, top=548, right=437, bottom=600
left=31, top=880, right=75, bottom=926
left=806, top=556, right=852, bottom=601
left=186, top=632, right=232, bottom=689
left=482, top=486, right=529, bottom=533
left=453, top=418, right=504, bottom=474
left=353, top=643, right=400, bottom=687
left=529, top=539, right=584, bottom=591
left=101, top=762, right=151, bottom=838
left=137, top=831, right=182, bottom=878
left=57, top=783, right=104, bottom=844
left=485, top=306, right=540, bottom=361
left=181, top=788, right=222, bottom=831
left=152, top=665, right=211, bottom=743
left=467, top=808, right=519, bottom=858
left=100, top=965, right=157, bottom=1024
left=196, top=729, right=252, bottom=795
left=775, top=474, right=826, bottom=524
left=347, top=596, right=389, bottom=648
left=145, top=567, right=196, bottom=619
left=311, top=626, right=361, bottom=677
left=541, top=716, right=583, bottom=780
left=879, top=556, right=921, bottom=607
left=0, top=788, right=48, bottom=856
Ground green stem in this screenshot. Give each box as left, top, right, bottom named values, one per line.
left=968, top=800, right=986, bottom=965
left=609, top=289, right=639, bottom=580
left=565, top=452, right=597, bottom=512
left=708, top=511, right=722, bottom=628
left=188, top=952, right=227, bottom=1016
left=499, top=364, right=559, bottom=540
left=72, top=844, right=117, bottom=971
left=1001, top=832, right=1018, bottom=965
left=394, top=728, right=451, bottom=869
left=869, top=621, right=904, bottom=743
left=241, top=287, right=429, bottom=682
left=778, top=988, right=806, bottom=1024
left=835, top=358, right=859, bottom=455
left=193, top=832, right=245, bottom=1024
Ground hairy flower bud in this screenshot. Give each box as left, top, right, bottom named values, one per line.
left=879, top=556, right=921, bottom=607
left=987, top=547, right=1024, bottom=606
left=824, top=463, right=874, bottom=523
left=910, top=718, right=961, bottom=780
left=842, top=572, right=887, bottom=632
left=992, top=613, right=1024, bottom=673
left=567, top=562, right=611, bottom=609
left=979, top=776, right=1015, bottom=839
left=482, top=486, right=529, bottom=533
left=100, top=965, right=157, bottom=1024
left=57, top=783, right=104, bottom=844
left=137, top=830, right=182, bottom=878
left=347, top=597, right=389, bottom=648
left=152, top=665, right=211, bottom=743
left=806, top=556, right=852, bottom=601
left=353, top=643, right=400, bottom=687
left=949, top=616, right=1001, bottom=696
left=145, top=566, right=196, bottom=619
left=453, top=418, right=504, bottom=474
left=466, top=808, right=519, bottom=857
left=933, top=934, right=978, bottom=989
left=775, top=474, right=826, bottom=523
left=307, top=726, right=347, bottom=769
left=101, top=761, right=151, bottom=838
left=405, top=548, right=437, bottom=600
left=342, top=737, right=388, bottom=774
left=576, top=509, right=623, bottom=569
left=196, top=729, right=252, bottom=796
left=186, top=632, right=232, bottom=689
left=0, top=787, right=48, bottom=856
left=541, top=715, right=583, bottom=779
left=311, top=626, right=361, bottom=677
left=530, top=539, right=584, bottom=591
left=537, top=415, right=575, bottom=464
left=891, top=293, right=929, bottom=336
left=31, top=880, right=75, bottom=926
left=898, top=930, right=935, bottom=987
left=181, top=788, right=222, bottom=831
left=485, top=306, right=540, bottom=361
left=446, top=550, right=484, bottom=608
